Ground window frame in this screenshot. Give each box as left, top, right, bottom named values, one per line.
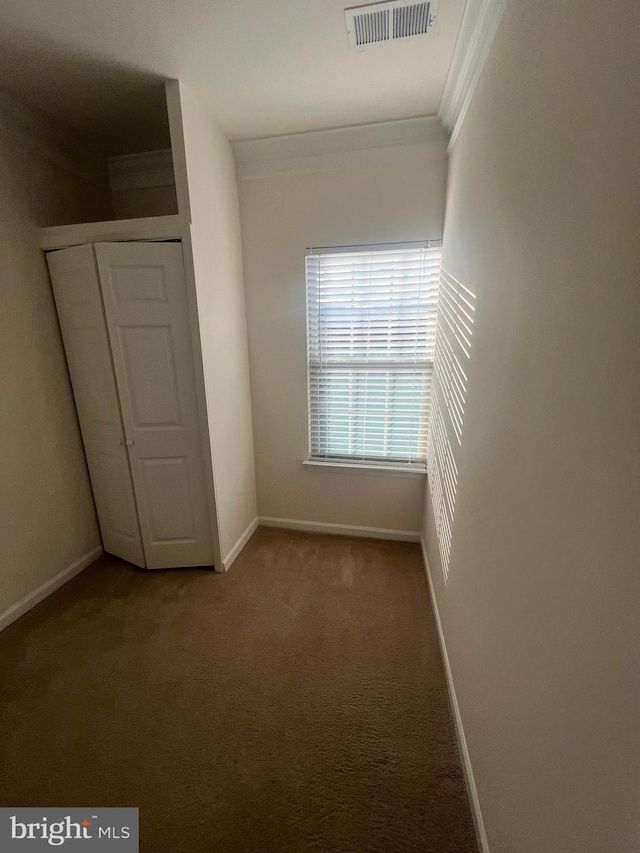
left=304, top=240, right=442, bottom=475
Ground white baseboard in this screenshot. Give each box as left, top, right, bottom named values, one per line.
left=420, top=537, right=490, bottom=853
left=222, top=517, right=259, bottom=571
left=0, top=545, right=103, bottom=633
left=258, top=516, right=421, bottom=542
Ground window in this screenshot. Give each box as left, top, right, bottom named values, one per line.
left=306, top=241, right=442, bottom=470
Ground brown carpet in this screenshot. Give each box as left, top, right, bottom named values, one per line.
left=0, top=527, right=477, bottom=852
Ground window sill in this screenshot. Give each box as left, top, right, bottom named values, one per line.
left=303, top=459, right=427, bottom=479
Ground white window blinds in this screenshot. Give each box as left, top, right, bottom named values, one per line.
left=306, top=242, right=442, bottom=467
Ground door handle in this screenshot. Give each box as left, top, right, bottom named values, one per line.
left=125, top=439, right=135, bottom=447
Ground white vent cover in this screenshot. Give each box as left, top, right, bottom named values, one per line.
left=345, top=0, right=438, bottom=50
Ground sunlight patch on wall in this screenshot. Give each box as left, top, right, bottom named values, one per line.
left=427, top=267, right=476, bottom=581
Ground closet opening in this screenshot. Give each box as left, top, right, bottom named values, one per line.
left=40, top=80, right=179, bottom=229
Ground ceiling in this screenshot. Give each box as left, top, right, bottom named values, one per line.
left=0, top=0, right=466, bottom=155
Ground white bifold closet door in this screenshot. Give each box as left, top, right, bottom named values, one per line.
left=47, top=244, right=146, bottom=567
left=94, top=242, right=213, bottom=568
left=48, top=241, right=214, bottom=569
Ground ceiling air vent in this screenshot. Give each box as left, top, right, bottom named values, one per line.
left=345, top=0, right=438, bottom=51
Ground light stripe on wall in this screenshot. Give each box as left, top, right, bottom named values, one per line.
left=427, top=267, right=476, bottom=580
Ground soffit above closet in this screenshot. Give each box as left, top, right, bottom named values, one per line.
left=0, top=0, right=465, bottom=152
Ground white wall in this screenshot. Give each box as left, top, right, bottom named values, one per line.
left=167, top=81, right=258, bottom=567
left=240, top=159, right=447, bottom=532
left=0, top=114, right=113, bottom=617
left=424, top=0, right=640, bottom=851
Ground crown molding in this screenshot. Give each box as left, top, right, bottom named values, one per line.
left=108, top=148, right=175, bottom=192
left=0, top=88, right=108, bottom=189
left=439, top=0, right=508, bottom=148
left=232, top=116, right=448, bottom=180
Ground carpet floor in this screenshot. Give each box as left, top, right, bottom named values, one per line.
left=0, top=527, right=477, bottom=852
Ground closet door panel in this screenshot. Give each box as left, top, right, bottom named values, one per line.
left=95, top=241, right=214, bottom=568
left=46, top=244, right=146, bottom=567
left=117, top=325, right=182, bottom=428
left=139, top=457, right=196, bottom=541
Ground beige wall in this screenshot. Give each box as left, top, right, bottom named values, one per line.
left=424, top=1, right=640, bottom=851
left=240, top=160, right=447, bottom=531
left=0, top=131, right=113, bottom=616
left=111, top=184, right=177, bottom=219
left=168, top=81, right=258, bottom=567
